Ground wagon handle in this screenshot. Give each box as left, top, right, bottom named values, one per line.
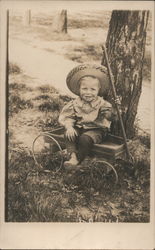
left=102, top=45, right=131, bottom=161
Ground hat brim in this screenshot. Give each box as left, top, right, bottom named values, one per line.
left=66, top=64, right=110, bottom=96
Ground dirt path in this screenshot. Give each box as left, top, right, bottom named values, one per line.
left=9, top=37, right=151, bottom=132
left=9, top=38, right=78, bottom=97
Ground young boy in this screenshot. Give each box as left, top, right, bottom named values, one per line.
left=59, top=64, right=113, bottom=169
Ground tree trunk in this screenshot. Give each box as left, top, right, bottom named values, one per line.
left=102, top=10, right=149, bottom=138
left=52, top=10, right=67, bottom=33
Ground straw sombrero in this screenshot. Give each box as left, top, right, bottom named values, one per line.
left=66, top=64, right=110, bottom=96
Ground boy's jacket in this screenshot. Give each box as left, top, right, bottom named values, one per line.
left=59, top=96, right=113, bottom=129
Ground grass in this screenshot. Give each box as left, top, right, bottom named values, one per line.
left=9, top=82, right=32, bottom=92
left=36, top=84, right=58, bottom=94
left=68, top=15, right=110, bottom=29
left=33, top=94, right=50, bottom=100
left=9, top=93, right=33, bottom=116
left=9, top=81, right=34, bottom=116
left=7, top=64, right=150, bottom=222
left=23, top=10, right=111, bottom=29
left=38, top=98, right=63, bottom=112
left=65, top=44, right=103, bottom=63
left=7, top=138, right=150, bottom=222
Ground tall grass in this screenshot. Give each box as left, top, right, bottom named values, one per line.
left=7, top=138, right=150, bottom=222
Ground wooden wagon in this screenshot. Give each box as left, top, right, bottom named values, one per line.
left=32, top=126, right=130, bottom=184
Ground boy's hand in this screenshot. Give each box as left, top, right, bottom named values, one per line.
left=66, top=127, right=78, bottom=141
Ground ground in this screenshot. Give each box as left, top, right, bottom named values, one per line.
left=7, top=10, right=151, bottom=222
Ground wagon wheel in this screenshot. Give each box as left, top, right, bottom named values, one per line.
left=90, top=159, right=118, bottom=189
left=32, top=132, right=63, bottom=172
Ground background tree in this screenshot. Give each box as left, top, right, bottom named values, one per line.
left=102, top=10, right=149, bottom=138
left=23, top=10, right=31, bottom=26
left=52, top=10, right=67, bottom=33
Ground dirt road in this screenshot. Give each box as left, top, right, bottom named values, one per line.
left=9, top=38, right=78, bottom=96
left=9, top=37, right=151, bottom=132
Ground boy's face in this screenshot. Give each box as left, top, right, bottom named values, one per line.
left=79, top=77, right=100, bottom=102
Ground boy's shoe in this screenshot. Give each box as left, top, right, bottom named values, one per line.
left=64, top=152, right=79, bottom=171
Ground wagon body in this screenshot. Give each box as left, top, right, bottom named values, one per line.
left=44, top=127, right=129, bottom=161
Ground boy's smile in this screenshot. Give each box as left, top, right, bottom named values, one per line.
left=79, top=76, right=101, bottom=103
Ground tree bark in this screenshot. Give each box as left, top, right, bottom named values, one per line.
left=102, top=10, right=149, bottom=138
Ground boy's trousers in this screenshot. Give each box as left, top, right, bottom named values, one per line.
left=64, top=127, right=108, bottom=162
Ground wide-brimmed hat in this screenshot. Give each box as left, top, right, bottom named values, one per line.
left=66, top=63, right=110, bottom=96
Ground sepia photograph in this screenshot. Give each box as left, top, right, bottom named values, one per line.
left=5, top=3, right=152, bottom=223
left=0, top=0, right=154, bottom=249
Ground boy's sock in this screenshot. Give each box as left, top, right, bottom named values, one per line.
left=64, top=152, right=79, bottom=166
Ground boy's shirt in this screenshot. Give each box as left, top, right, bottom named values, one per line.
left=59, top=96, right=113, bottom=130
